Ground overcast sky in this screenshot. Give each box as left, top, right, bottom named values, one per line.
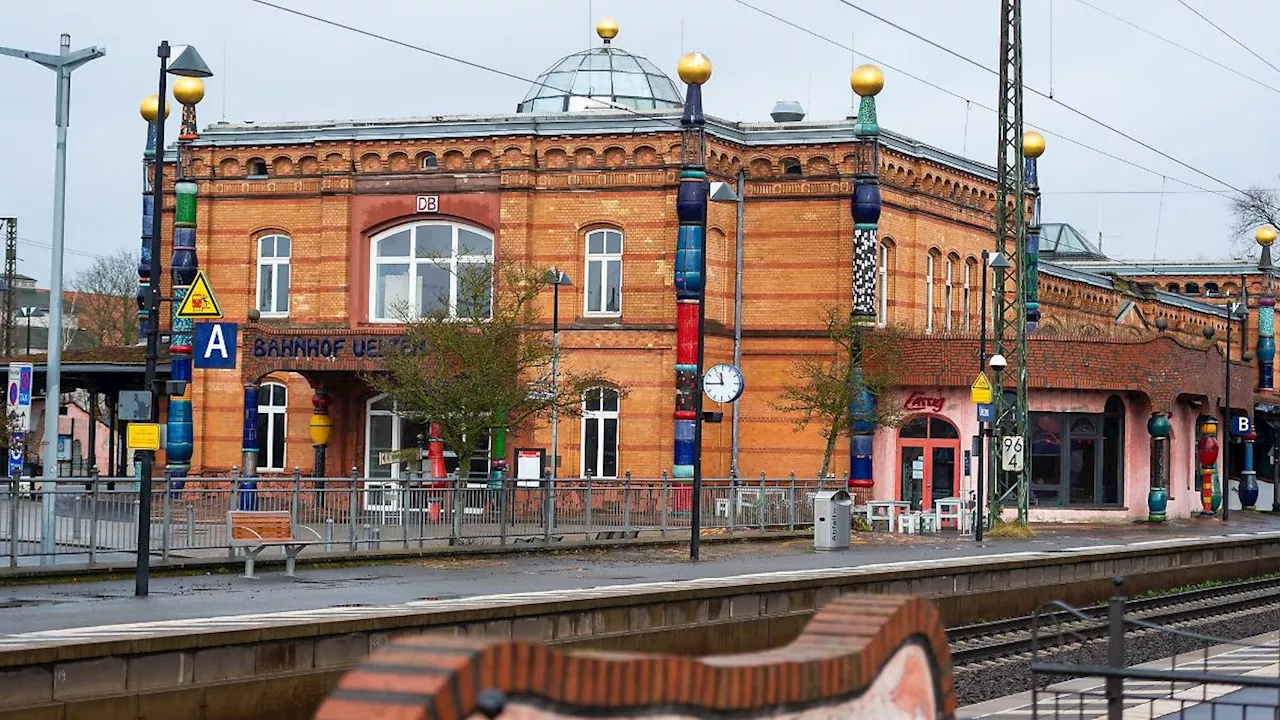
left=3, top=0, right=1277, bottom=286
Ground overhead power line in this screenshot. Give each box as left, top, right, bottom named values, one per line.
left=19, top=236, right=110, bottom=261
left=1071, top=0, right=1280, bottom=96
left=1175, top=0, right=1280, bottom=77
left=828, top=0, right=1245, bottom=194
left=728, top=0, right=1219, bottom=195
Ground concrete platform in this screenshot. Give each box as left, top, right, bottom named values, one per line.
left=2, top=512, right=1278, bottom=635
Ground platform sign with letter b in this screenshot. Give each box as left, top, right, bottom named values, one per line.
left=1230, top=414, right=1254, bottom=438
left=1000, top=436, right=1025, bottom=472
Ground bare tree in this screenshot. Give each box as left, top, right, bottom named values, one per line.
left=1228, top=184, right=1280, bottom=258
left=69, top=250, right=139, bottom=347
left=772, top=308, right=907, bottom=479
left=369, top=259, right=617, bottom=479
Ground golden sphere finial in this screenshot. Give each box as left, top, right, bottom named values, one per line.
left=1023, top=130, right=1046, bottom=158
left=139, top=94, right=171, bottom=122
left=173, top=76, right=206, bottom=106
left=596, top=17, right=619, bottom=41
left=677, top=52, right=712, bottom=85
left=850, top=64, right=884, bottom=97
left=1257, top=226, right=1277, bottom=247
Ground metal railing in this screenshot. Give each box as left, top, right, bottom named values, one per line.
left=2, top=471, right=834, bottom=567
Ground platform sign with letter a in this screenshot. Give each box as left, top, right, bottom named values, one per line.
left=194, top=322, right=238, bottom=370
left=175, top=270, right=223, bottom=319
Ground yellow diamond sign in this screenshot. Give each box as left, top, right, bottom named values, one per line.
left=970, top=372, right=993, bottom=405
left=175, top=269, right=224, bottom=319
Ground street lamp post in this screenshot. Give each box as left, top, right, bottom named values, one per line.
left=0, top=35, right=105, bottom=565
left=1224, top=300, right=1240, bottom=522
left=543, top=269, right=571, bottom=542
left=975, top=249, right=989, bottom=542
left=986, top=251, right=1012, bottom=525
left=136, top=41, right=212, bottom=597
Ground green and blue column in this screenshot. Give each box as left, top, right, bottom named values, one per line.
left=1147, top=412, right=1170, bottom=522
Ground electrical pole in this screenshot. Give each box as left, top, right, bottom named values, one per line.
left=990, top=0, right=1030, bottom=526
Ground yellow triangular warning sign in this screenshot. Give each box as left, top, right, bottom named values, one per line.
left=970, top=372, right=993, bottom=404
left=175, top=270, right=224, bottom=319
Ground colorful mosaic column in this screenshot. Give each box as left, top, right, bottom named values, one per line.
left=137, top=96, right=167, bottom=346
left=848, top=65, right=884, bottom=491
left=310, top=388, right=332, bottom=477
left=1197, top=415, right=1220, bottom=515
left=242, top=383, right=259, bottom=481
left=1240, top=426, right=1259, bottom=509
left=165, top=77, right=205, bottom=485
left=1147, top=412, right=1170, bottom=522
left=671, top=53, right=711, bottom=482
left=1257, top=227, right=1276, bottom=390
left=428, top=422, right=446, bottom=482
left=1022, top=132, right=1045, bottom=334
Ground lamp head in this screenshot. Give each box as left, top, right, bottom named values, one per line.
left=988, top=251, right=1012, bottom=270
left=167, top=44, right=213, bottom=78
left=989, top=353, right=1008, bottom=371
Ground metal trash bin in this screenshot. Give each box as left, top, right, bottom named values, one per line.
left=813, top=489, right=852, bottom=551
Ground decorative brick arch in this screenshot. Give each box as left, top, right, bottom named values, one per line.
left=313, top=594, right=955, bottom=720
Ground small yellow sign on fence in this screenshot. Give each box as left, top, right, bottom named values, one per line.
left=127, top=422, right=161, bottom=451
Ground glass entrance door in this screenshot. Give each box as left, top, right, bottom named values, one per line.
left=930, top=447, right=956, bottom=507
left=900, top=447, right=925, bottom=510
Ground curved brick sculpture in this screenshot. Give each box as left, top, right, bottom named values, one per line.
left=313, top=594, right=954, bottom=720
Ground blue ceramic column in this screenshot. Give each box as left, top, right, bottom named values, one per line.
left=1240, top=427, right=1259, bottom=509
left=1147, top=412, right=1170, bottom=522
left=240, top=383, right=259, bottom=509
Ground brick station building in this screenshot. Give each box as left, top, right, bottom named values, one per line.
left=151, top=24, right=1256, bottom=521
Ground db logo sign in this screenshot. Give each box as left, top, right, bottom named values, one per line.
left=415, top=195, right=439, bottom=213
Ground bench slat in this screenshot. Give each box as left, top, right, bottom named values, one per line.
left=229, top=511, right=296, bottom=543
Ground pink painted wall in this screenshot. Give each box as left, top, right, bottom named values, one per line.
left=870, top=386, right=1206, bottom=522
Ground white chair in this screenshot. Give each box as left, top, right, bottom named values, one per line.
left=918, top=511, right=941, bottom=533
left=897, top=512, right=921, bottom=534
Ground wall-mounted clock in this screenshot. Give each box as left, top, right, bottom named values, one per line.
left=703, top=363, right=745, bottom=404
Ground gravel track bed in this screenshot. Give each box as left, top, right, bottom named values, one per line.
left=954, top=603, right=1280, bottom=707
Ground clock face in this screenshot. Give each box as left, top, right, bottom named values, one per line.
left=703, top=363, right=744, bottom=404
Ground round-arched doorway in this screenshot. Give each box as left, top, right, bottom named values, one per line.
left=896, top=415, right=961, bottom=511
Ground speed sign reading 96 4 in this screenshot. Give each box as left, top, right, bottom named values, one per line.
left=1001, top=436, right=1025, bottom=472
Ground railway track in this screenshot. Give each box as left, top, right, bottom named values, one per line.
left=950, top=576, right=1280, bottom=666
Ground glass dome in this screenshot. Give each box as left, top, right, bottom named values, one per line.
left=517, top=46, right=682, bottom=114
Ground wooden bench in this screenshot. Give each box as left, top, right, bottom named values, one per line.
left=227, top=510, right=318, bottom=578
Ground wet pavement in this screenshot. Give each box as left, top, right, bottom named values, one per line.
left=2, top=512, right=1277, bottom=635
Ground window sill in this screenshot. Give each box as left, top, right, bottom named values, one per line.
left=256, top=468, right=286, bottom=474
left=255, top=312, right=289, bottom=320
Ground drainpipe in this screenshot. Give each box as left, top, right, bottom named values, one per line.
left=730, top=168, right=745, bottom=478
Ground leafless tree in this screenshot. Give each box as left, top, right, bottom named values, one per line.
left=69, top=250, right=139, bottom=347
left=1228, top=185, right=1280, bottom=258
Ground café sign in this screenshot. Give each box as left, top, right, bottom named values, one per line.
left=902, top=392, right=946, bottom=413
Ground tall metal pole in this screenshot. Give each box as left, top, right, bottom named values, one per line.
left=547, top=277, right=560, bottom=542
left=729, top=169, right=745, bottom=479
left=991, top=0, right=1029, bottom=525
left=1224, top=303, right=1234, bottom=522
left=976, top=250, right=989, bottom=542
left=0, top=35, right=105, bottom=564
left=137, top=40, right=171, bottom=597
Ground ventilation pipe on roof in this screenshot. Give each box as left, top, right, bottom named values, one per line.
left=770, top=101, right=805, bottom=122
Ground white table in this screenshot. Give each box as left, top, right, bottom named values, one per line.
left=866, top=500, right=912, bottom=532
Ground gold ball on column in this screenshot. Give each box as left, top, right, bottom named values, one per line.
left=1023, top=130, right=1046, bottom=158
left=850, top=64, right=884, bottom=97
left=596, top=17, right=619, bottom=40
left=1257, top=226, right=1277, bottom=247
left=677, top=52, right=713, bottom=85
left=139, top=94, right=170, bottom=122
left=172, top=76, right=206, bottom=105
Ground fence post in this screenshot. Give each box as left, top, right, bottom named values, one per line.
left=324, top=517, right=334, bottom=552
left=728, top=475, right=737, bottom=537
left=291, top=467, right=302, bottom=538
left=161, top=471, right=172, bottom=562
left=623, top=471, right=632, bottom=534
left=788, top=472, right=796, bottom=531
left=498, top=483, right=507, bottom=546
left=1106, top=577, right=1126, bottom=720
left=759, top=471, right=767, bottom=531
left=349, top=467, right=359, bottom=552
left=817, top=471, right=824, bottom=492
left=72, top=493, right=82, bottom=542
left=88, top=469, right=99, bottom=565
left=229, top=467, right=240, bottom=560
left=660, top=471, right=669, bottom=537
left=186, top=503, right=195, bottom=548
left=585, top=471, right=593, bottom=541
left=450, top=475, right=462, bottom=546
left=8, top=475, right=18, bottom=567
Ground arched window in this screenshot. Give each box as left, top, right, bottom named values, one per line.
left=421, top=152, right=438, bottom=169
left=925, top=250, right=940, bottom=334
left=256, top=234, right=291, bottom=316
left=944, top=254, right=957, bottom=331
left=1166, top=283, right=1181, bottom=293
left=370, top=221, right=494, bottom=322
left=247, top=158, right=268, bottom=177
left=877, top=240, right=894, bottom=327
left=1203, top=282, right=1219, bottom=296
left=963, top=257, right=977, bottom=331
left=582, top=387, right=619, bottom=478
left=257, top=381, right=287, bottom=472
left=781, top=158, right=802, bottom=177
left=1185, top=282, right=1201, bottom=295
left=585, top=228, right=622, bottom=315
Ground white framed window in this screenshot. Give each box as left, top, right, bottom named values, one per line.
left=256, top=381, right=287, bottom=472
left=877, top=242, right=890, bottom=327
left=925, top=253, right=936, bottom=335
left=581, top=387, right=619, bottom=478
left=944, top=256, right=954, bottom=332
left=256, top=234, right=291, bottom=316
left=369, top=221, right=493, bottom=322
left=963, top=260, right=974, bottom=331
left=585, top=228, right=622, bottom=315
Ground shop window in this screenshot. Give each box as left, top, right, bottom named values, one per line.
left=256, top=382, right=287, bottom=472
left=585, top=228, right=622, bottom=315
left=1027, top=396, right=1124, bottom=507
left=370, top=221, right=494, bottom=322
left=582, top=387, right=619, bottom=478
left=256, top=234, right=291, bottom=316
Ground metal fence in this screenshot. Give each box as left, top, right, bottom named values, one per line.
left=1029, top=579, right=1280, bottom=719
left=2, top=473, right=833, bottom=567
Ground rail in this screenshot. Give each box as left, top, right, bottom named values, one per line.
left=1, top=471, right=833, bottom=567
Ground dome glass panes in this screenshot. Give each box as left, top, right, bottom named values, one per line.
left=518, top=47, right=682, bottom=113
